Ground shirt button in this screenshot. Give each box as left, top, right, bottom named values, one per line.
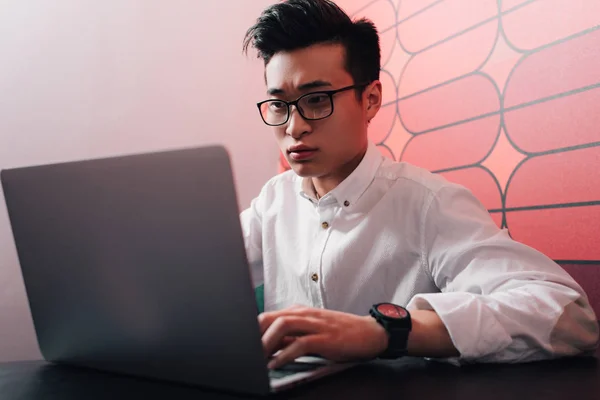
left=321, top=221, right=329, bottom=229
left=344, top=200, right=350, bottom=207
left=311, top=273, right=319, bottom=282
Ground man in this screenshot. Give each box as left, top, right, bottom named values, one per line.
left=241, top=0, right=599, bottom=370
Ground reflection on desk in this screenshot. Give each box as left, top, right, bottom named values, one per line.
left=1, top=348, right=598, bottom=400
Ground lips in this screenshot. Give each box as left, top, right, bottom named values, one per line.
left=287, top=144, right=318, bottom=161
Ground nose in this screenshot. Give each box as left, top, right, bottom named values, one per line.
left=285, top=106, right=312, bottom=139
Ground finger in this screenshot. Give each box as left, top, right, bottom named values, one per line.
left=272, top=336, right=297, bottom=353
left=268, top=335, right=325, bottom=369
left=258, top=311, right=279, bottom=335
left=268, top=336, right=298, bottom=362
left=258, top=306, right=314, bottom=334
left=262, top=316, right=323, bottom=357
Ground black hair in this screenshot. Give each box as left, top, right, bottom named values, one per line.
left=243, top=0, right=380, bottom=89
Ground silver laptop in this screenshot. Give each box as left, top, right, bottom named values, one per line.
left=1, top=145, right=354, bottom=395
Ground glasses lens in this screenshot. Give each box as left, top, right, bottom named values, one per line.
left=298, top=93, right=332, bottom=120
left=260, top=100, right=288, bottom=126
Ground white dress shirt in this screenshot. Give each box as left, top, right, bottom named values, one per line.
left=240, top=140, right=599, bottom=363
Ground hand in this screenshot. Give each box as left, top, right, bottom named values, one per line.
left=258, top=305, right=388, bottom=369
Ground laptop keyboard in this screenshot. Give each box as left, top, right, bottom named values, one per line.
left=268, top=362, right=324, bottom=380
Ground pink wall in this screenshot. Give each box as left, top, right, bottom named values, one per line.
left=0, top=0, right=275, bottom=362
left=329, top=0, right=600, bottom=312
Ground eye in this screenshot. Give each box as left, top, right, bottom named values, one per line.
left=268, top=101, right=287, bottom=113
left=305, top=94, right=329, bottom=105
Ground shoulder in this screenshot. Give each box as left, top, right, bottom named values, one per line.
left=251, top=169, right=301, bottom=207
left=241, top=170, right=299, bottom=219
left=260, top=169, right=299, bottom=194
left=375, top=158, right=456, bottom=196
left=374, top=159, right=484, bottom=218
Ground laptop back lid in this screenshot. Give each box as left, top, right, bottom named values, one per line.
left=1, top=146, right=271, bottom=395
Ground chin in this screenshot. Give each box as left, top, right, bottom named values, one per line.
left=289, top=162, right=323, bottom=178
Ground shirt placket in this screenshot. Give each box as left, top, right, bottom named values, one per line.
left=306, top=199, right=336, bottom=308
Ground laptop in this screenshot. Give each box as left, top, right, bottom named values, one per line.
left=0, top=145, right=355, bottom=395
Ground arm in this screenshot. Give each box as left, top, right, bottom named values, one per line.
left=406, top=310, right=459, bottom=357
left=407, top=184, right=599, bottom=363
left=240, top=193, right=264, bottom=289
left=259, top=182, right=598, bottom=368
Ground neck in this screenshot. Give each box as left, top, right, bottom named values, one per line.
left=312, top=146, right=368, bottom=198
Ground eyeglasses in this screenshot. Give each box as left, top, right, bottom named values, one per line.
left=256, top=83, right=368, bottom=126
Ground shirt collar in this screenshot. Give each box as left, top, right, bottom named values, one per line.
left=299, top=140, right=383, bottom=210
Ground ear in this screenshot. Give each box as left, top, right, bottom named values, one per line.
left=363, top=80, right=382, bottom=122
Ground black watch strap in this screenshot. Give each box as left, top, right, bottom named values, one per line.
left=369, top=305, right=411, bottom=359
left=380, top=325, right=410, bottom=359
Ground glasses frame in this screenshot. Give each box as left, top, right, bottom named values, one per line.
left=256, top=83, right=369, bottom=126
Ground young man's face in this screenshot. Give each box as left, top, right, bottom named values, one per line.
left=263, top=43, right=381, bottom=179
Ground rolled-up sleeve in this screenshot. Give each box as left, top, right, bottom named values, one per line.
left=407, top=183, right=599, bottom=363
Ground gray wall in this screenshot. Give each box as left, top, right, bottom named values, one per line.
left=0, top=0, right=277, bottom=362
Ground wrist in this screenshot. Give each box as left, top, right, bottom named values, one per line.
left=406, top=309, right=459, bottom=358
left=364, top=315, right=389, bottom=357
left=368, top=303, right=412, bottom=359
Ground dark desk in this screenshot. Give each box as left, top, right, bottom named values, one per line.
left=1, top=350, right=599, bottom=400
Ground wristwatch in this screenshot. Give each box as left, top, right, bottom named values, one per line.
left=369, top=303, right=412, bottom=359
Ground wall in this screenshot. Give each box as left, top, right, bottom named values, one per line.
left=320, top=0, right=600, bottom=312
left=0, top=0, right=276, bottom=362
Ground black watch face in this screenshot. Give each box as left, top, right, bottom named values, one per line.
left=377, top=303, right=408, bottom=319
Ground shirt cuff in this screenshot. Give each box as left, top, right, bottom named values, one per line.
left=407, top=292, right=513, bottom=362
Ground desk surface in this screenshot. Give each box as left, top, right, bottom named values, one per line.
left=2, top=349, right=599, bottom=400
